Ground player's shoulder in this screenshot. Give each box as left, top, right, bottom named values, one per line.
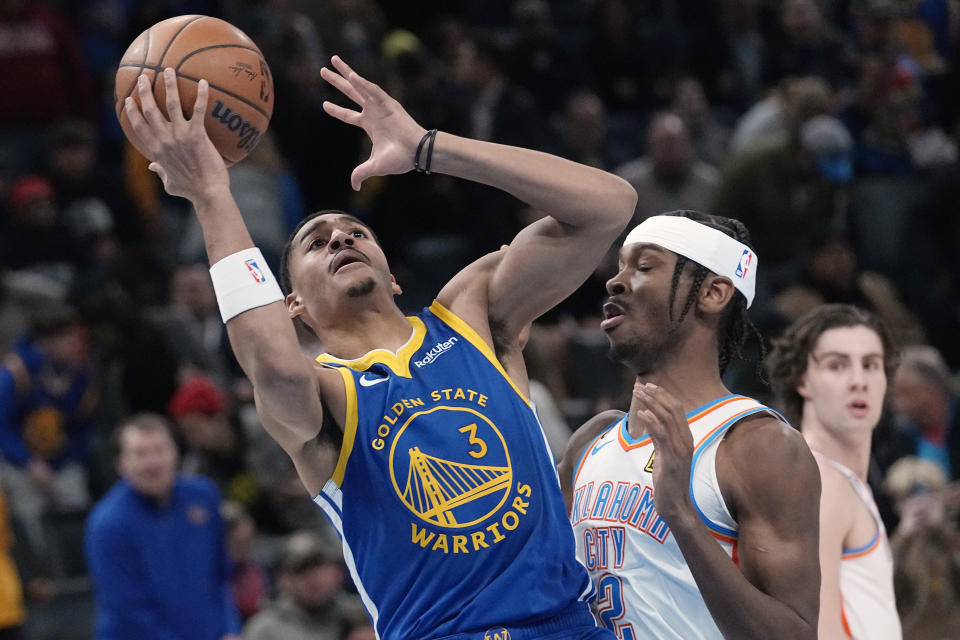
left=722, top=414, right=819, bottom=486
left=561, top=410, right=625, bottom=467
left=437, top=248, right=505, bottom=309
left=718, top=414, right=821, bottom=522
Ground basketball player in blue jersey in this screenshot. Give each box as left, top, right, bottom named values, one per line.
left=124, top=57, right=635, bottom=640
left=767, top=305, right=901, bottom=639
left=558, top=210, right=822, bottom=639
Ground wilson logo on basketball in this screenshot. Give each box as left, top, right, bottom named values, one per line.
left=211, top=100, right=262, bottom=151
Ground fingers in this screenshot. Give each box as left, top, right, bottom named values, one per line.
left=320, top=65, right=365, bottom=106
left=634, top=383, right=685, bottom=426
left=329, top=55, right=385, bottom=105
left=162, top=68, right=185, bottom=124
left=148, top=162, right=168, bottom=187
left=124, top=95, right=149, bottom=139
left=633, top=383, right=691, bottom=450
left=137, top=73, right=168, bottom=130
left=192, top=79, right=209, bottom=127
left=351, top=158, right=376, bottom=191
left=322, top=100, right=362, bottom=126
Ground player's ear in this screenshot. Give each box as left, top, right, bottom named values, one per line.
left=390, top=274, right=402, bottom=296
left=797, top=374, right=811, bottom=400
left=286, top=291, right=305, bottom=318
left=699, top=275, right=735, bottom=314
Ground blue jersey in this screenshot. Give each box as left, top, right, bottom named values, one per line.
left=313, top=301, right=594, bottom=639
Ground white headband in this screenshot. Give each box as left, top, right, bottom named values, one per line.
left=623, top=216, right=758, bottom=307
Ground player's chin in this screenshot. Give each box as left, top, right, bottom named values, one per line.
left=346, top=277, right=377, bottom=298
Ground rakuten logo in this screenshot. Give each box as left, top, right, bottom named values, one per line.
left=414, top=337, right=458, bottom=368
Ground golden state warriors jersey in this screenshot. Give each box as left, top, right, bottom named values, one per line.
left=312, top=302, right=595, bottom=640
left=570, top=395, right=781, bottom=640
left=815, top=454, right=901, bottom=640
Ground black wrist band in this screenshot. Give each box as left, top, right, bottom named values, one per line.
left=414, top=129, right=438, bottom=174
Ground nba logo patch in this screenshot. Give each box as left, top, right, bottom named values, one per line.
left=245, top=258, right=267, bottom=283
left=735, top=249, right=752, bottom=279
left=483, top=628, right=511, bottom=640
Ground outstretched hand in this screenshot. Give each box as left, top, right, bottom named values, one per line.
left=124, top=68, right=229, bottom=202
left=633, top=382, right=695, bottom=524
left=321, top=56, right=426, bottom=191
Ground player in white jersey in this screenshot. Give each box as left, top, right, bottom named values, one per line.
left=767, top=304, right=902, bottom=639
left=559, top=210, right=822, bottom=639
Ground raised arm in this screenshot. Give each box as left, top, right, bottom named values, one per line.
left=319, top=56, right=636, bottom=338
left=124, top=69, right=338, bottom=494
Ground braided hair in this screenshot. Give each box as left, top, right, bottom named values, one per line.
left=662, top=210, right=762, bottom=374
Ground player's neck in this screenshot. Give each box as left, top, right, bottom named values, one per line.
left=628, top=358, right=729, bottom=438
left=801, top=418, right=872, bottom=481
left=649, top=339, right=729, bottom=407
left=319, top=304, right=413, bottom=360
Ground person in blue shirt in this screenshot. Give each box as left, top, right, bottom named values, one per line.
left=0, top=304, right=94, bottom=554
left=890, top=345, right=960, bottom=480
left=123, top=56, right=636, bottom=639
left=84, top=413, right=240, bottom=640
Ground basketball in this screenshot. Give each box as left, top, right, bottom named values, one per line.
left=115, top=15, right=274, bottom=164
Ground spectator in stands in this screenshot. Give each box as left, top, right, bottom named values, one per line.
left=242, top=530, right=365, bottom=640
left=548, top=90, right=619, bottom=170
left=884, top=455, right=960, bottom=639
left=452, top=34, right=544, bottom=150
left=85, top=413, right=240, bottom=640
left=0, top=0, right=95, bottom=169
left=0, top=305, right=94, bottom=553
left=771, top=230, right=927, bottom=348
left=167, top=375, right=260, bottom=509
left=504, top=0, right=585, bottom=114
left=149, top=263, right=234, bottom=387
left=615, top=112, right=719, bottom=223
left=713, top=114, right=854, bottom=291
left=890, top=345, right=960, bottom=480
left=0, top=175, right=80, bottom=279
left=672, top=77, right=730, bottom=167
left=222, top=501, right=268, bottom=622
left=728, top=75, right=833, bottom=154
left=761, top=0, right=856, bottom=89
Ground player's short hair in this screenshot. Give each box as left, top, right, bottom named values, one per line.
left=766, top=304, right=898, bottom=425
left=279, top=210, right=380, bottom=295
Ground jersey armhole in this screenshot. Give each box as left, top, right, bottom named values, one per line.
left=328, top=366, right=359, bottom=487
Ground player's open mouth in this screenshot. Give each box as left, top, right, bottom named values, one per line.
left=848, top=400, right=869, bottom=417
left=601, top=301, right=625, bottom=331
left=331, top=249, right=368, bottom=273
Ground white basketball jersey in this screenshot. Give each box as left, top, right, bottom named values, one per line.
left=571, top=395, right=778, bottom=640
left=817, top=455, right=902, bottom=640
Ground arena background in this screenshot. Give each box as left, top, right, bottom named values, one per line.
left=1, top=0, right=958, bottom=638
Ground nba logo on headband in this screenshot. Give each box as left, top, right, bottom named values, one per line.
left=735, top=249, right=752, bottom=279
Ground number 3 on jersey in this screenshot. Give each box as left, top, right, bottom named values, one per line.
left=596, top=573, right=636, bottom=640
left=458, top=423, right=487, bottom=458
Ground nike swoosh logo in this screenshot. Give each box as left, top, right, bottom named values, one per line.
left=591, top=439, right=613, bottom=456
left=359, top=374, right=388, bottom=387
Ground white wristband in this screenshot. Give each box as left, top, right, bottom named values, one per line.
left=209, top=248, right=284, bottom=322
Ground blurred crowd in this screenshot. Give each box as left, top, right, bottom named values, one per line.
left=1, top=0, right=959, bottom=638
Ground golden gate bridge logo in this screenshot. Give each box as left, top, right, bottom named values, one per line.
left=390, top=406, right=513, bottom=528
left=402, top=447, right=511, bottom=526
